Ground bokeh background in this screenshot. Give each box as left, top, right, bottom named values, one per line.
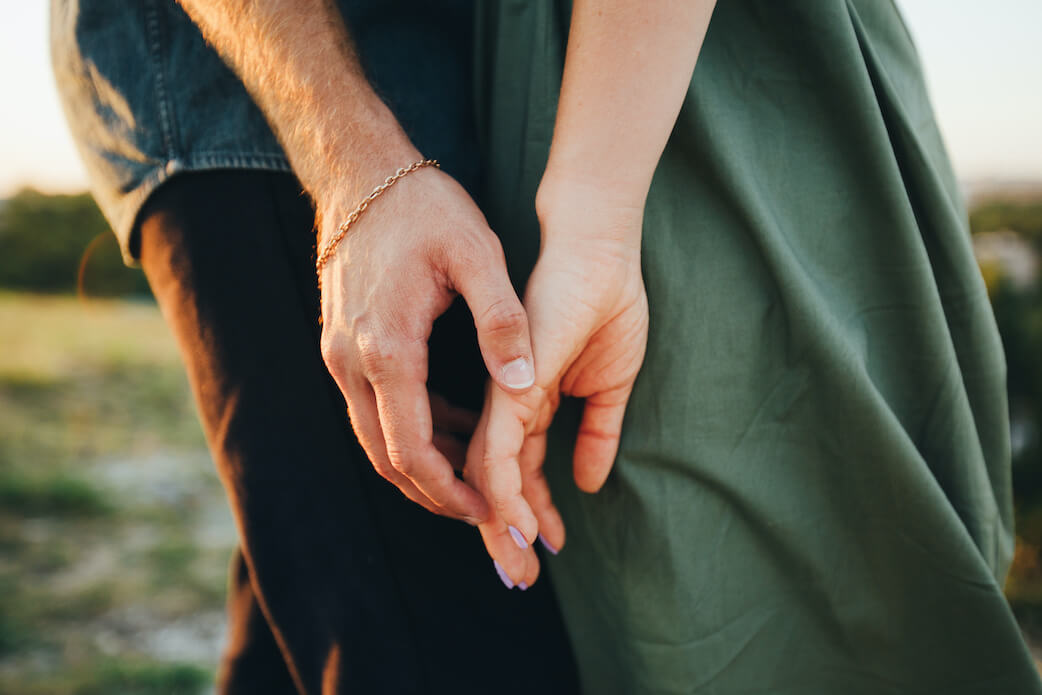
left=2, top=2, right=1041, bottom=693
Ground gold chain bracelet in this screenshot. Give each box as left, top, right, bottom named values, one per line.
left=315, top=158, right=440, bottom=283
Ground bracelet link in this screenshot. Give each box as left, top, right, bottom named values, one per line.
left=315, top=158, right=440, bottom=285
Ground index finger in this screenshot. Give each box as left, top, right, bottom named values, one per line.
left=480, top=385, right=541, bottom=545
left=465, top=395, right=541, bottom=590
left=370, top=364, right=489, bottom=522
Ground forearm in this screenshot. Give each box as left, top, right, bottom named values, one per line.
left=176, top=0, right=419, bottom=227
left=537, top=0, right=717, bottom=225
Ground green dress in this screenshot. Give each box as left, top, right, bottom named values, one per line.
left=474, top=1, right=1042, bottom=692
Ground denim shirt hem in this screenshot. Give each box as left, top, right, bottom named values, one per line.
left=115, top=153, right=292, bottom=266
left=53, top=0, right=479, bottom=267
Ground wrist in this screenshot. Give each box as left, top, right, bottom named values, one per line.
left=309, top=127, right=426, bottom=247
left=307, top=117, right=422, bottom=219
left=315, top=157, right=440, bottom=269
left=535, top=170, right=646, bottom=250
left=539, top=143, right=655, bottom=206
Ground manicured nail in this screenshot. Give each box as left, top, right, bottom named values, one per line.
left=493, top=560, right=514, bottom=589
left=518, top=581, right=528, bottom=591
left=538, top=533, right=559, bottom=556
left=500, top=357, right=535, bottom=389
left=508, top=525, right=529, bottom=549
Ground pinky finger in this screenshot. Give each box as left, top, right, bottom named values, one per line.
left=572, top=386, right=631, bottom=493
left=519, top=432, right=565, bottom=555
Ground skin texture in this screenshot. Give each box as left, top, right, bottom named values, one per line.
left=465, top=0, right=719, bottom=587
left=176, top=0, right=537, bottom=523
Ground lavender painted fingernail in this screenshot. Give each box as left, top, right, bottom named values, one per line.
left=518, top=581, right=529, bottom=591
left=538, top=533, right=559, bottom=556
left=493, top=560, right=515, bottom=589
left=508, top=525, right=529, bottom=549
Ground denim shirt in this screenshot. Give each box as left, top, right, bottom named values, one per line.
left=50, top=0, right=479, bottom=264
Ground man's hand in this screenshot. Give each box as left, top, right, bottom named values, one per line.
left=319, top=165, right=536, bottom=524
left=429, top=392, right=480, bottom=472
left=464, top=183, right=649, bottom=586
left=174, top=0, right=537, bottom=521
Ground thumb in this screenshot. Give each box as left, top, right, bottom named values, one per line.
left=453, top=249, right=535, bottom=393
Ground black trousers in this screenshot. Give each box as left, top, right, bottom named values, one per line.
left=138, top=170, right=578, bottom=694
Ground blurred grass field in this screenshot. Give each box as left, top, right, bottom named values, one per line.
left=2, top=290, right=1041, bottom=693
left=0, top=291, right=235, bottom=695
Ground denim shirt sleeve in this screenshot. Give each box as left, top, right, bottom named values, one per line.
left=51, top=0, right=290, bottom=264
left=50, top=0, right=480, bottom=266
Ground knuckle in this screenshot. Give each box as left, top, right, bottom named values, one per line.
left=577, top=424, right=621, bottom=442
left=480, top=447, right=500, bottom=474
left=355, top=334, right=399, bottom=379
left=451, top=230, right=504, bottom=279
left=461, top=227, right=503, bottom=261
left=320, top=333, right=350, bottom=379
left=478, top=298, right=527, bottom=340
left=387, top=451, right=416, bottom=477
left=484, top=460, right=521, bottom=501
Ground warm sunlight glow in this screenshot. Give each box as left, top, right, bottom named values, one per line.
left=1, top=1, right=1040, bottom=197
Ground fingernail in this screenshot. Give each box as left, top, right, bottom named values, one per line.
left=500, top=357, right=535, bottom=389
left=518, top=581, right=529, bottom=591
left=462, top=516, right=481, bottom=527
left=493, top=560, right=515, bottom=589
left=508, top=525, right=529, bottom=549
left=538, top=533, right=559, bottom=556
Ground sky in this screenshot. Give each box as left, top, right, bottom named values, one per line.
left=1, top=1, right=1040, bottom=197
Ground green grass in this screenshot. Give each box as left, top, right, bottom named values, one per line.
left=0, top=292, right=205, bottom=469
left=0, top=659, right=212, bottom=695
left=0, top=292, right=181, bottom=377
left=0, top=469, right=111, bottom=517
left=73, top=661, right=212, bottom=695
left=0, top=599, right=34, bottom=656
left=0, top=292, right=232, bottom=692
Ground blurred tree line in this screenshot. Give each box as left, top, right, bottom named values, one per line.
left=970, top=196, right=1042, bottom=612
left=0, top=189, right=150, bottom=297
left=971, top=198, right=1042, bottom=480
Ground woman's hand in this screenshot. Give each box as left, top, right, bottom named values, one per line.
left=319, top=165, right=537, bottom=525
left=461, top=0, right=714, bottom=584
left=464, top=181, right=650, bottom=587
